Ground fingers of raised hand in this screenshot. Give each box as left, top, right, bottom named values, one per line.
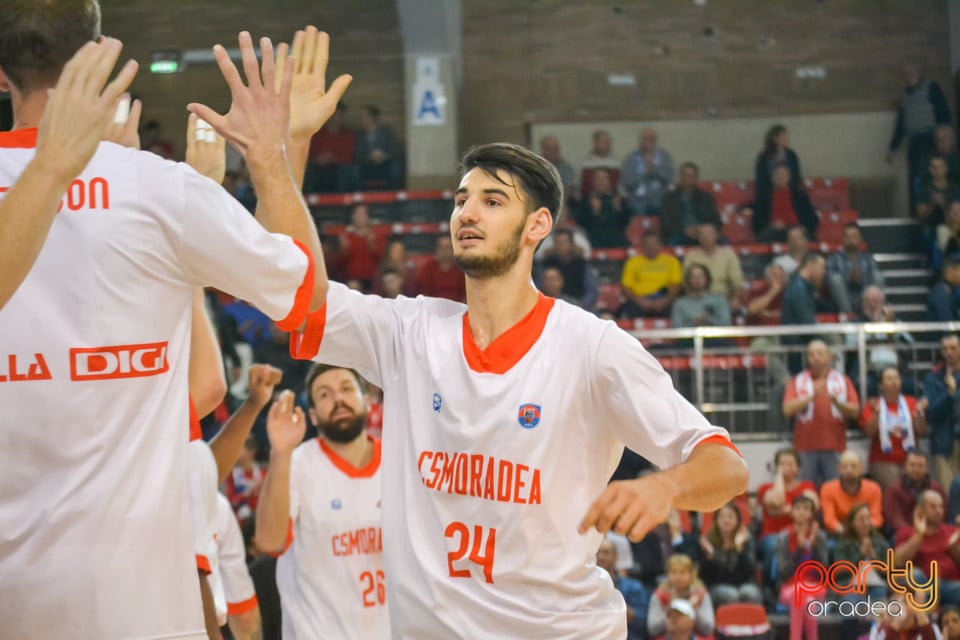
left=259, top=36, right=276, bottom=93
left=302, top=25, right=319, bottom=75
left=291, top=29, right=307, bottom=75
left=266, top=366, right=283, bottom=387
left=273, top=42, right=290, bottom=92
left=238, top=31, right=262, bottom=88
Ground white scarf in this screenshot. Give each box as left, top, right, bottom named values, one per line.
left=878, top=395, right=916, bottom=454
left=796, top=370, right=847, bottom=422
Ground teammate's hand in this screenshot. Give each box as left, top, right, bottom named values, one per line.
left=274, top=26, right=352, bottom=140
left=36, top=37, right=139, bottom=181
left=579, top=474, right=678, bottom=542
left=245, top=364, right=283, bottom=410
left=187, top=32, right=292, bottom=159
left=185, top=114, right=227, bottom=184
left=103, top=93, right=143, bottom=149
left=266, top=389, right=306, bottom=455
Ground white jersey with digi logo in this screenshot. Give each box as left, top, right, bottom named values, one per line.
left=276, top=435, right=389, bottom=639
left=0, top=129, right=315, bottom=640
left=211, top=492, right=258, bottom=625
left=290, top=282, right=737, bottom=640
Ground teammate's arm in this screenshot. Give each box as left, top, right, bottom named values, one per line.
left=0, top=39, right=137, bottom=310
left=189, top=289, right=228, bottom=418
left=209, top=365, right=281, bottom=483
left=580, top=442, right=748, bottom=542
left=198, top=571, right=220, bottom=640
left=228, top=609, right=262, bottom=640
left=255, top=390, right=306, bottom=551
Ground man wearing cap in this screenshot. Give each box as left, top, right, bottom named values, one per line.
left=656, top=599, right=710, bottom=640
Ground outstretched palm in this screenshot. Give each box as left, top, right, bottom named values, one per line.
left=266, top=390, right=306, bottom=455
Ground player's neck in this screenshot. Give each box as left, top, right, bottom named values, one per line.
left=464, top=267, right=540, bottom=350
left=10, top=89, right=48, bottom=130
left=325, top=433, right=374, bottom=470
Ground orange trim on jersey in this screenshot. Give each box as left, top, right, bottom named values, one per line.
left=227, top=594, right=259, bottom=616
left=266, top=518, right=295, bottom=558
left=695, top=434, right=743, bottom=458
left=289, top=303, right=327, bottom=361
left=275, top=239, right=316, bottom=332
left=188, top=395, right=202, bottom=442
left=0, top=128, right=38, bottom=148
left=462, top=293, right=555, bottom=374
left=195, top=554, right=211, bottom=574
left=318, top=435, right=381, bottom=478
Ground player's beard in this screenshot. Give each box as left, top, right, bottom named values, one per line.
left=454, top=217, right=525, bottom=280
left=317, top=406, right=368, bottom=443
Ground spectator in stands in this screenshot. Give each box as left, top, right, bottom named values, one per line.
left=619, top=230, right=682, bottom=319
left=697, top=502, right=762, bottom=607
left=578, top=168, right=631, bottom=248
left=140, top=119, right=176, bottom=160
left=826, top=223, right=884, bottom=315
left=681, top=223, right=745, bottom=314
left=860, top=285, right=897, bottom=325
left=538, top=228, right=598, bottom=310
left=340, top=203, right=386, bottom=291
left=306, top=101, right=357, bottom=193
left=321, top=234, right=349, bottom=283
left=757, top=449, right=819, bottom=558
left=596, top=539, right=648, bottom=640
left=605, top=531, right=637, bottom=578
left=886, top=62, right=952, bottom=206
left=746, top=264, right=791, bottom=418
left=871, top=592, right=942, bottom=640
left=943, top=609, right=960, bottom=640
left=671, top=264, right=730, bottom=329
left=755, top=124, right=802, bottom=205
left=783, top=339, right=860, bottom=487
left=647, top=554, right=714, bottom=639
left=746, top=263, right=787, bottom=326
left=538, top=266, right=582, bottom=308
left=223, top=300, right=274, bottom=350
left=935, top=199, right=960, bottom=269
left=781, top=254, right=826, bottom=374
left=664, top=509, right=699, bottom=562
left=379, top=266, right=405, bottom=299
left=377, top=237, right=416, bottom=297
left=928, top=124, right=960, bottom=184
left=916, top=155, right=960, bottom=254
left=862, top=367, right=929, bottom=489
left=893, top=490, right=960, bottom=605
left=581, top=129, right=621, bottom=176
left=831, top=503, right=890, bottom=602
left=620, top=128, right=674, bottom=216
left=415, top=235, right=466, bottom=303
left=923, top=333, right=960, bottom=486
left=747, top=163, right=818, bottom=243
left=655, top=599, right=710, bottom=640
left=884, top=452, right=946, bottom=533
left=535, top=205, right=593, bottom=257
left=773, top=225, right=810, bottom=277
left=819, top=450, right=883, bottom=536
left=775, top=495, right=828, bottom=640
left=928, top=254, right=960, bottom=324
left=356, top=104, right=402, bottom=190
left=224, top=436, right=266, bottom=521
left=659, top=162, right=722, bottom=247
left=539, top=135, right=577, bottom=201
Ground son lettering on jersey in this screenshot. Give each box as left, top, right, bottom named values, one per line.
left=331, top=527, right=383, bottom=557
left=417, top=451, right=542, bottom=505
left=0, top=177, right=110, bottom=213
left=0, top=353, right=52, bottom=382
left=70, top=342, right=169, bottom=381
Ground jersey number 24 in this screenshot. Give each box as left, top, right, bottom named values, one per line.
left=444, top=522, right=496, bottom=584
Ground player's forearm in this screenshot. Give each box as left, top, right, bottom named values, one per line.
left=255, top=453, right=293, bottom=551
left=659, top=442, right=748, bottom=512
left=209, top=398, right=265, bottom=483
left=198, top=572, right=220, bottom=640
left=0, top=158, right=73, bottom=310
left=246, top=145, right=329, bottom=310
left=287, top=136, right=310, bottom=191
left=228, top=609, right=262, bottom=640
left=189, top=289, right=227, bottom=419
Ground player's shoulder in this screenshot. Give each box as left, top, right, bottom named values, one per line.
left=548, top=297, right=622, bottom=340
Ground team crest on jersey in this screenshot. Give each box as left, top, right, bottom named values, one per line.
left=331, top=498, right=342, bottom=510
left=432, top=393, right=442, bottom=412
left=517, top=403, right=541, bottom=429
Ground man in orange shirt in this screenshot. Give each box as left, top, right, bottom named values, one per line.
left=782, top=340, right=860, bottom=487
left=819, top=450, right=883, bottom=535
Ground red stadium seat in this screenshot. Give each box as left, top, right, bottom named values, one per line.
left=816, top=209, right=858, bottom=245
left=721, top=210, right=755, bottom=245
left=805, top=177, right=850, bottom=212
left=715, top=603, right=771, bottom=639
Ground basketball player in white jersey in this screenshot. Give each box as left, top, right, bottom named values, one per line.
left=257, top=364, right=388, bottom=639
left=0, top=4, right=348, bottom=638
left=272, top=137, right=749, bottom=636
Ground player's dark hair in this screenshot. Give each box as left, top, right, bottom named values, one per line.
left=304, top=363, right=366, bottom=409
left=0, top=0, right=101, bottom=92
left=459, top=143, right=564, bottom=226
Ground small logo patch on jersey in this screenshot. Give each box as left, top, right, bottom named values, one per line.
left=331, top=498, right=342, bottom=510
left=432, top=393, right=442, bottom=412
left=517, top=403, right=541, bottom=429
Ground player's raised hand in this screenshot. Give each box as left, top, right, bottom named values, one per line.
left=187, top=31, right=293, bottom=159
left=36, top=37, right=139, bottom=180
left=246, top=364, right=283, bottom=410
left=274, top=26, right=352, bottom=140
left=579, top=474, right=678, bottom=542
left=185, top=113, right=227, bottom=184
left=103, top=93, right=143, bottom=149
left=266, top=389, right=306, bottom=455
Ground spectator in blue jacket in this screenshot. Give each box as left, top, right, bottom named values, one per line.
left=923, top=333, right=960, bottom=487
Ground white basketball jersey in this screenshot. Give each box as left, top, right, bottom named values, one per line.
left=188, top=439, right=219, bottom=578
left=276, top=436, right=389, bottom=639
left=0, top=129, right=312, bottom=639
left=211, top=492, right=258, bottom=624
left=292, top=283, right=734, bottom=639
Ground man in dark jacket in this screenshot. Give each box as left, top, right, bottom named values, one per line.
left=923, top=333, right=960, bottom=487
left=659, top=162, right=722, bottom=246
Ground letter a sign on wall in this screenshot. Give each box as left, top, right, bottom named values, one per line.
left=413, top=56, right=446, bottom=127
